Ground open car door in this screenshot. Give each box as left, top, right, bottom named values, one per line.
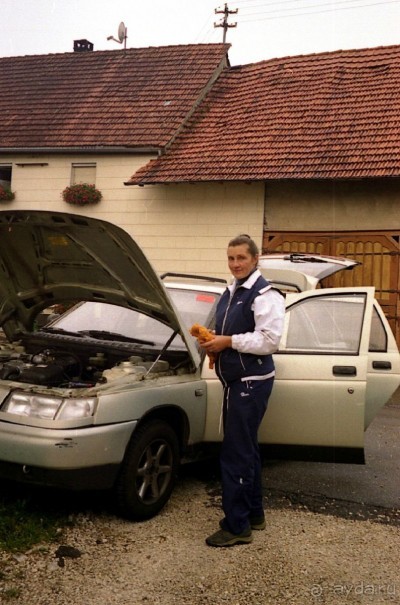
left=201, top=285, right=399, bottom=459
left=259, top=287, right=377, bottom=463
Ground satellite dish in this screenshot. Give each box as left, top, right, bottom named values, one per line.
left=118, top=22, right=126, bottom=43
left=107, top=22, right=128, bottom=49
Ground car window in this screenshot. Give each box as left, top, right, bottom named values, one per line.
left=266, top=280, right=301, bottom=293
left=369, top=306, right=387, bottom=352
left=50, top=301, right=175, bottom=344
left=168, top=288, right=218, bottom=329
left=279, top=293, right=367, bottom=354
left=46, top=288, right=219, bottom=350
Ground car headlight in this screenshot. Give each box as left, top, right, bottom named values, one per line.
left=3, top=391, right=97, bottom=420
left=57, top=398, right=97, bottom=420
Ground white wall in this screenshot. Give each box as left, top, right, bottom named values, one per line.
left=4, top=154, right=265, bottom=279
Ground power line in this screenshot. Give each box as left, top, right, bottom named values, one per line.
left=237, top=0, right=400, bottom=21
left=234, top=0, right=304, bottom=6
left=194, top=12, right=218, bottom=43
left=233, top=0, right=396, bottom=7
left=195, top=0, right=399, bottom=47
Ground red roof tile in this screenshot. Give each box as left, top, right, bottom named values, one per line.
left=0, top=44, right=229, bottom=150
left=127, top=45, right=400, bottom=183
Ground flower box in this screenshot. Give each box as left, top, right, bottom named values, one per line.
left=0, top=186, right=15, bottom=202
left=62, top=183, right=102, bottom=206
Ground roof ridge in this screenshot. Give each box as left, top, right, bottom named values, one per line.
left=0, top=42, right=230, bottom=62
left=231, top=42, right=400, bottom=70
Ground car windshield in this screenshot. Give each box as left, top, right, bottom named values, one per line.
left=45, top=287, right=219, bottom=350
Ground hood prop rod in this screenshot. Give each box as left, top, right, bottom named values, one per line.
left=144, top=330, right=179, bottom=378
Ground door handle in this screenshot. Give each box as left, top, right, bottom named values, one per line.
left=372, top=361, right=392, bottom=370
left=333, top=365, right=357, bottom=376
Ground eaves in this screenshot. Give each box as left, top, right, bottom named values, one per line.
left=0, top=146, right=162, bottom=155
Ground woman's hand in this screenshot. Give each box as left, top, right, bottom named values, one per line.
left=201, top=334, right=232, bottom=353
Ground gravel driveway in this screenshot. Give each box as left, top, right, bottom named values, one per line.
left=1, top=473, right=398, bottom=605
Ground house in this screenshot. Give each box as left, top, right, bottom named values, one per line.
left=0, top=41, right=229, bottom=270
left=1, top=42, right=400, bottom=343
left=126, top=44, right=400, bottom=344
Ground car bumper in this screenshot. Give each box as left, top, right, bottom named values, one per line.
left=0, top=419, right=137, bottom=489
left=0, top=459, right=120, bottom=490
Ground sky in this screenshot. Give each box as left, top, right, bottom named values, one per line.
left=1, top=0, right=400, bottom=65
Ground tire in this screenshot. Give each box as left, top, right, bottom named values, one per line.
left=114, top=419, right=180, bottom=520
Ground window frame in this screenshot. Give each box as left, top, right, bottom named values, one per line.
left=71, top=163, right=97, bottom=186
left=278, top=292, right=368, bottom=356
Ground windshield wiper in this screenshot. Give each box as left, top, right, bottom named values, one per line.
left=78, top=330, right=155, bottom=346
left=286, top=253, right=326, bottom=263
left=41, top=327, right=84, bottom=337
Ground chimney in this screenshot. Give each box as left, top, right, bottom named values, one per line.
left=73, top=39, right=94, bottom=52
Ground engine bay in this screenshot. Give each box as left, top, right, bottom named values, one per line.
left=0, top=331, right=189, bottom=388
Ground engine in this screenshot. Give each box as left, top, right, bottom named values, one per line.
left=0, top=349, right=83, bottom=387
left=0, top=344, right=173, bottom=388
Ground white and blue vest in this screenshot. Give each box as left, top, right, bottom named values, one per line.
left=215, top=275, right=275, bottom=385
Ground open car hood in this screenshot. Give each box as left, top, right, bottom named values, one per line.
left=0, top=211, right=198, bottom=360
left=258, top=253, right=360, bottom=292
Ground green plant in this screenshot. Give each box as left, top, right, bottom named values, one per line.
left=0, top=496, right=65, bottom=552
left=0, top=186, right=15, bottom=202
left=2, top=587, right=22, bottom=600
left=62, top=183, right=102, bottom=206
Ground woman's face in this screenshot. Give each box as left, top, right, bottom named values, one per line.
left=227, top=244, right=258, bottom=280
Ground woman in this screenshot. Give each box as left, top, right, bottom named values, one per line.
left=201, top=234, right=285, bottom=547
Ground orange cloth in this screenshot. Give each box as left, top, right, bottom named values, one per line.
left=190, top=323, right=216, bottom=369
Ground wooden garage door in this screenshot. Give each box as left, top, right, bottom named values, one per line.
left=263, top=231, right=400, bottom=346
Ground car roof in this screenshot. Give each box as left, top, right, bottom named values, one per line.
left=161, top=272, right=227, bottom=295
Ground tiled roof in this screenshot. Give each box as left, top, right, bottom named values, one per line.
left=0, top=44, right=229, bottom=150
left=127, top=45, right=400, bottom=183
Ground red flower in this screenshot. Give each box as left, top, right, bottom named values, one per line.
left=62, top=183, right=102, bottom=206
left=0, top=186, right=15, bottom=202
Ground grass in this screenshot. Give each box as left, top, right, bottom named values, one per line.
left=0, top=480, right=111, bottom=553
left=0, top=485, right=71, bottom=602
left=0, top=491, right=66, bottom=552
left=2, top=587, right=22, bottom=600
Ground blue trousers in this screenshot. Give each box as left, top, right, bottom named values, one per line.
left=220, top=377, right=274, bottom=535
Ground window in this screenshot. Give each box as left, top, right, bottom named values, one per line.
left=71, top=163, right=96, bottom=185
left=47, top=289, right=219, bottom=352
left=369, top=306, right=387, bottom=352
left=0, top=165, right=12, bottom=189
left=279, top=293, right=367, bottom=354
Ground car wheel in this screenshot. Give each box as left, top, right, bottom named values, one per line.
left=115, top=419, right=180, bottom=520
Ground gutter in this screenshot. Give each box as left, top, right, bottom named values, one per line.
left=0, top=147, right=162, bottom=155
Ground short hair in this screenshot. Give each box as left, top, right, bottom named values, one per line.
left=228, top=234, right=259, bottom=257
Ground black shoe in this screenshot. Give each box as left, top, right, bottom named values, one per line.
left=206, top=528, right=253, bottom=547
left=249, top=515, right=266, bottom=530
left=219, top=516, right=266, bottom=531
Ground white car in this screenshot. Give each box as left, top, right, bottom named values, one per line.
left=258, top=252, right=360, bottom=292
left=0, top=211, right=398, bottom=520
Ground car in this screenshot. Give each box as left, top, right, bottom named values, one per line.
left=258, top=252, right=360, bottom=292
left=0, top=211, right=398, bottom=520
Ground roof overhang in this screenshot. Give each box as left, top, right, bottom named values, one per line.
left=0, top=147, right=162, bottom=155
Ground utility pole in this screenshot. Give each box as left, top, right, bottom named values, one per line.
left=214, top=3, right=238, bottom=44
